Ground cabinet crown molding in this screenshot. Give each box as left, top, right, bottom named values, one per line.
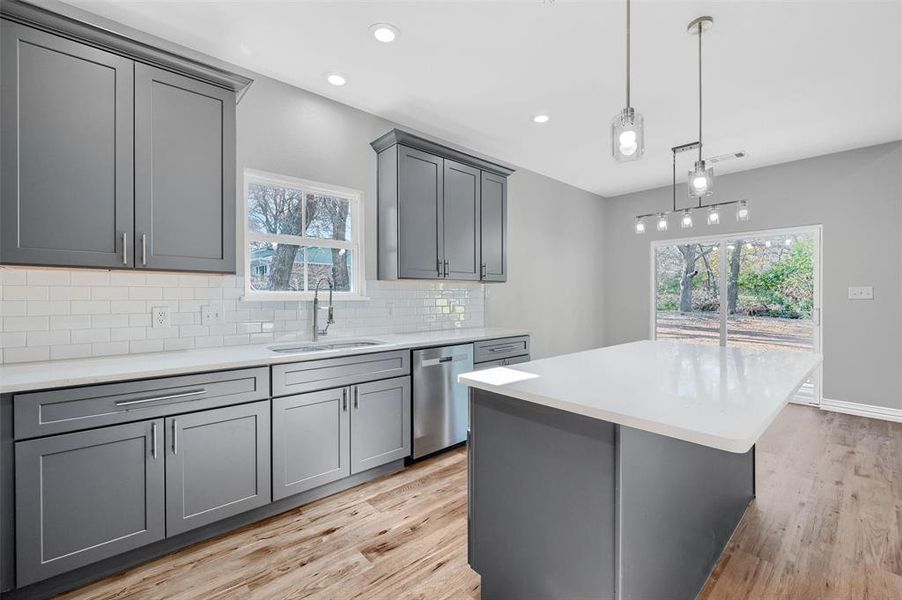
left=0, top=0, right=253, bottom=96
left=371, top=129, right=515, bottom=177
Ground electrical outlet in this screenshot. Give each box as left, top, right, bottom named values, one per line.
left=201, top=304, right=222, bottom=325
left=848, top=286, right=874, bottom=300
left=151, top=306, right=170, bottom=328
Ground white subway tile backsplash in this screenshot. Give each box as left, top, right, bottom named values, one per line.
left=0, top=267, right=486, bottom=364
left=4, top=346, right=50, bottom=363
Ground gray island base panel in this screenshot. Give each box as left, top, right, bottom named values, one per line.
left=468, top=389, right=754, bottom=600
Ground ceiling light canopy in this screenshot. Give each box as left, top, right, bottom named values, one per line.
left=369, top=23, right=400, bottom=43
left=533, top=114, right=550, bottom=124
left=326, top=72, right=347, bottom=86
left=611, top=0, right=644, bottom=162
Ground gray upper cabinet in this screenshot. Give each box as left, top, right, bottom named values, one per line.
left=165, top=401, right=271, bottom=536
left=444, top=160, right=482, bottom=281
left=0, top=8, right=249, bottom=274
left=15, top=419, right=165, bottom=586
left=397, top=146, right=445, bottom=279
left=135, top=64, right=236, bottom=273
left=272, top=387, right=350, bottom=500
left=480, top=172, right=508, bottom=282
left=373, top=129, right=513, bottom=282
left=350, top=376, right=411, bottom=474
left=0, top=20, right=135, bottom=269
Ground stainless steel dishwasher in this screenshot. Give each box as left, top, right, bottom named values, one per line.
left=411, top=343, right=474, bottom=460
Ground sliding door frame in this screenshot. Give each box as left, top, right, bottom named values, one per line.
left=649, top=224, right=823, bottom=404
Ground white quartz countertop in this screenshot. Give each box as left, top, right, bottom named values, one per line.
left=0, top=327, right=529, bottom=393
left=459, top=340, right=822, bottom=453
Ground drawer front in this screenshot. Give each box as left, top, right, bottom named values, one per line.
left=473, top=354, right=530, bottom=370
left=272, top=350, right=410, bottom=397
left=14, top=367, right=270, bottom=440
left=474, top=336, right=530, bottom=364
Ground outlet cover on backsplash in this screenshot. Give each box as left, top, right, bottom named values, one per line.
left=0, top=267, right=486, bottom=364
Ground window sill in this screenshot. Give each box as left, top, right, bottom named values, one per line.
left=242, top=291, right=371, bottom=302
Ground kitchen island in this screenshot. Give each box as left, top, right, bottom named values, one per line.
left=459, top=340, right=822, bottom=600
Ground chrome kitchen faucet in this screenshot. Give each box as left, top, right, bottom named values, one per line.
left=312, top=277, right=335, bottom=342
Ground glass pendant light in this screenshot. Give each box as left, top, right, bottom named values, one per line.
left=611, top=0, right=644, bottom=162
left=656, top=213, right=668, bottom=232
left=635, top=217, right=646, bottom=234
left=707, top=206, right=720, bottom=225
left=680, top=210, right=693, bottom=229
left=687, top=16, right=714, bottom=198
left=736, top=199, right=750, bottom=222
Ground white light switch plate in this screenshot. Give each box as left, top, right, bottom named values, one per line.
left=848, top=286, right=874, bottom=300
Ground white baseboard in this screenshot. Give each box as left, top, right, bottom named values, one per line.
left=819, top=398, right=902, bottom=424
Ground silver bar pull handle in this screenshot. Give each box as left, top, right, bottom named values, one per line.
left=141, top=234, right=147, bottom=266
left=353, top=386, right=359, bottom=410
left=488, top=345, right=516, bottom=353
left=122, top=232, right=127, bottom=265
left=172, top=419, right=178, bottom=455
left=480, top=263, right=486, bottom=279
left=115, top=389, right=206, bottom=407
left=342, top=388, right=348, bottom=412
left=151, top=422, right=158, bottom=459
left=437, top=259, right=443, bottom=278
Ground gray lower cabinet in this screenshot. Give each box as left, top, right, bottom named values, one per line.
left=350, top=377, right=411, bottom=474
left=14, top=419, right=165, bottom=587
left=165, top=401, right=271, bottom=536
left=135, top=64, right=236, bottom=273
left=0, top=20, right=134, bottom=269
left=272, top=387, right=350, bottom=500
left=480, top=172, right=507, bottom=282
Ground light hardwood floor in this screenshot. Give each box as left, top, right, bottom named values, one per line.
left=62, top=405, right=902, bottom=600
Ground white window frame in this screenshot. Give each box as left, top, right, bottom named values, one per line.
left=243, top=168, right=367, bottom=301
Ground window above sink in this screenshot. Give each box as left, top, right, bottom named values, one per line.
left=243, top=169, right=367, bottom=301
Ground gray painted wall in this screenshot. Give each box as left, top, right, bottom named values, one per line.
left=237, top=75, right=606, bottom=360
left=603, top=142, right=902, bottom=410
left=485, top=170, right=605, bottom=359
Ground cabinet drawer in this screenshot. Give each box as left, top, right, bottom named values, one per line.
left=474, top=336, right=530, bottom=363
left=473, top=354, right=530, bottom=370
left=272, top=350, right=410, bottom=397
left=13, top=367, right=270, bottom=440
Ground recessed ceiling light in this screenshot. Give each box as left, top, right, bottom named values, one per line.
left=369, top=23, right=400, bottom=43
left=533, top=114, right=550, bottom=124
left=326, top=72, right=347, bottom=86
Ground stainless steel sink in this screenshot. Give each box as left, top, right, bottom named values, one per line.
left=268, top=340, right=385, bottom=354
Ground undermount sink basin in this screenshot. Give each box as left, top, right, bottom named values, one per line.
left=268, top=339, right=386, bottom=354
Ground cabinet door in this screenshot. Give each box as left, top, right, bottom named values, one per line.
left=443, top=160, right=481, bottom=280
left=0, top=21, right=134, bottom=269
left=397, top=146, right=443, bottom=279
left=135, top=64, right=236, bottom=273
left=165, top=401, right=270, bottom=536
left=15, top=419, right=164, bottom=586
left=350, top=376, right=411, bottom=474
left=272, top=387, right=350, bottom=500
left=480, top=172, right=508, bottom=282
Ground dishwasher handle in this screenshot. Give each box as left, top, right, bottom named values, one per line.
left=420, top=354, right=470, bottom=368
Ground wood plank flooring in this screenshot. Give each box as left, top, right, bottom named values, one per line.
left=62, top=405, right=902, bottom=600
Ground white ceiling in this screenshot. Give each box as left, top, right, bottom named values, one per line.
left=61, top=0, right=902, bottom=197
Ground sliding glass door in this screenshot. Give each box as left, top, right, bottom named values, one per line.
left=653, top=226, right=822, bottom=404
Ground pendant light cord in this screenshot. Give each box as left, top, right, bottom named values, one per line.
left=626, top=0, right=631, bottom=108
left=698, top=21, right=703, bottom=161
